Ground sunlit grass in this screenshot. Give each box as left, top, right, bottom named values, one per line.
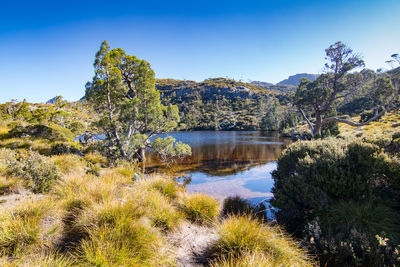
left=179, top=193, right=220, bottom=224
left=0, top=198, right=62, bottom=257
left=211, top=215, right=315, bottom=267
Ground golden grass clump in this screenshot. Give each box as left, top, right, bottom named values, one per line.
left=112, top=159, right=139, bottom=178
left=78, top=219, right=174, bottom=266
left=211, top=215, right=315, bottom=267
left=142, top=189, right=183, bottom=230
left=50, top=154, right=85, bottom=174
left=140, top=176, right=183, bottom=199
left=179, top=193, right=220, bottom=224
left=83, top=152, right=108, bottom=167
left=0, top=198, right=62, bottom=258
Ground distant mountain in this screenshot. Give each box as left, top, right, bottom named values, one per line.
left=250, top=81, right=295, bottom=93
left=46, top=96, right=59, bottom=104
left=277, top=73, right=319, bottom=86
left=251, top=81, right=274, bottom=87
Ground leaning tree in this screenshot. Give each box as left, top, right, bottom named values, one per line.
left=294, top=41, right=398, bottom=137
left=85, top=41, right=191, bottom=168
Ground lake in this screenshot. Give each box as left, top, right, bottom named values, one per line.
left=146, top=131, right=291, bottom=206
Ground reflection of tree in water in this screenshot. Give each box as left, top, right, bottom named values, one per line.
left=146, top=142, right=286, bottom=176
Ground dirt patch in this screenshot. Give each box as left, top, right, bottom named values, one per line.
left=0, top=189, right=43, bottom=210
left=167, top=222, right=219, bottom=267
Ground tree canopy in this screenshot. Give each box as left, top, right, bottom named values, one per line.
left=294, top=41, right=398, bottom=137
left=85, top=41, right=191, bottom=165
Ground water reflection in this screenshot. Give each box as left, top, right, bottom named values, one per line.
left=146, top=131, right=290, bottom=202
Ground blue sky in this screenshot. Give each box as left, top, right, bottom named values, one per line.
left=0, top=0, right=399, bottom=103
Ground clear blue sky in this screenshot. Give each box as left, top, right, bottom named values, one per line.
left=0, top=0, right=399, bottom=103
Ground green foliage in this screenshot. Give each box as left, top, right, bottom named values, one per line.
left=85, top=41, right=188, bottom=162
left=271, top=138, right=400, bottom=265
left=9, top=123, right=74, bottom=142
left=4, top=149, right=60, bottom=193
left=151, top=136, right=192, bottom=164
left=222, top=196, right=266, bottom=221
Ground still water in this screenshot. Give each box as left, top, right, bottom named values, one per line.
left=147, top=131, right=290, bottom=204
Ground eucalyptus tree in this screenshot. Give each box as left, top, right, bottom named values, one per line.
left=294, top=41, right=397, bottom=137
left=85, top=41, right=190, bottom=167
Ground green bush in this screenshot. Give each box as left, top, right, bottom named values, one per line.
left=5, top=150, right=60, bottom=193
left=271, top=138, right=400, bottom=266
left=9, top=123, right=74, bottom=142
left=222, top=196, right=266, bottom=221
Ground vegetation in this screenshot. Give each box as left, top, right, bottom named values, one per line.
left=85, top=41, right=191, bottom=167
left=271, top=137, right=400, bottom=266
left=293, top=42, right=399, bottom=138
left=209, top=215, right=315, bottom=267
left=1, top=40, right=399, bottom=266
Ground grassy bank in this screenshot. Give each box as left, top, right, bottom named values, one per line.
left=0, top=147, right=315, bottom=266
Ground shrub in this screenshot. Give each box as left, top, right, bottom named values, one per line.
left=179, top=193, right=220, bottom=224
left=222, top=196, right=266, bottom=221
left=210, top=215, right=315, bottom=267
left=9, top=123, right=74, bottom=142
left=50, top=142, right=81, bottom=155
left=6, top=150, right=60, bottom=193
left=271, top=138, right=400, bottom=266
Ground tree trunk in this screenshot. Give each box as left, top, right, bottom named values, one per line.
left=314, top=113, right=322, bottom=137
left=137, top=147, right=146, bottom=173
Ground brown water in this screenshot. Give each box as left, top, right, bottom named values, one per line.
left=147, top=131, right=290, bottom=204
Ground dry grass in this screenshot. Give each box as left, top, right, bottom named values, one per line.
left=0, top=150, right=317, bottom=266
left=179, top=193, right=221, bottom=224
left=339, top=113, right=400, bottom=139
left=50, top=154, right=85, bottom=174
left=210, top=215, right=316, bottom=267
left=0, top=198, right=62, bottom=258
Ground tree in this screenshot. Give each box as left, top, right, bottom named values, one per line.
left=294, top=41, right=397, bottom=137
left=85, top=41, right=191, bottom=168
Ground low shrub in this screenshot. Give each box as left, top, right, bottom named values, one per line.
left=5, top=150, right=60, bottom=193
left=222, top=196, right=266, bottom=221
left=84, top=152, right=108, bottom=167
left=271, top=138, right=400, bottom=266
left=9, top=123, right=74, bottom=142
left=179, top=193, right=220, bottom=224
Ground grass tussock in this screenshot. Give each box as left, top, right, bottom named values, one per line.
left=210, top=215, right=315, bottom=267
left=140, top=176, right=183, bottom=199
left=179, top=193, right=220, bottom=224
left=0, top=198, right=62, bottom=257
left=50, top=154, right=85, bottom=174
